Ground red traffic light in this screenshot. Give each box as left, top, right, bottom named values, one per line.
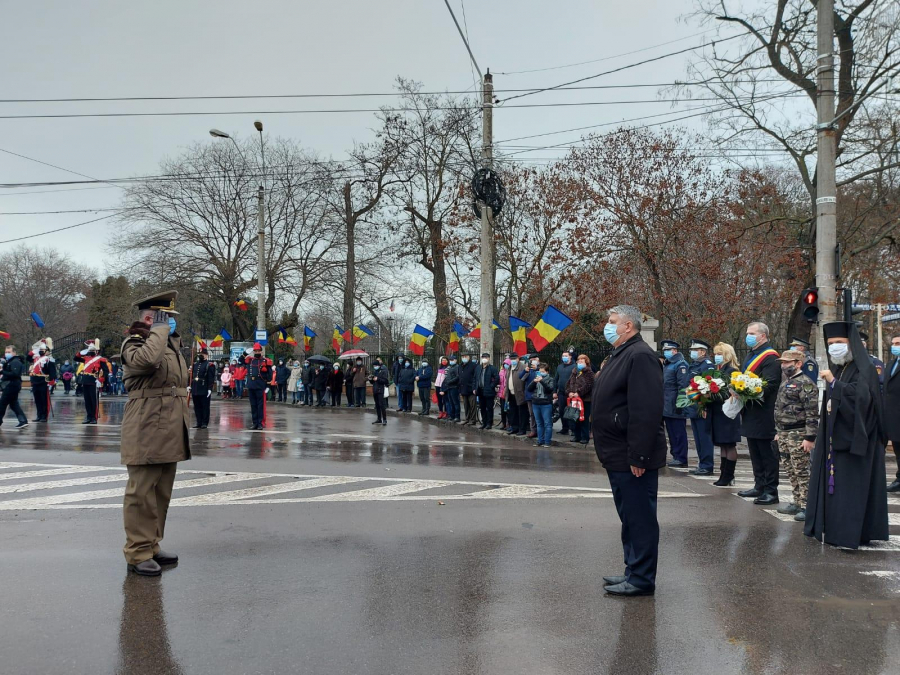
left=804, top=290, right=818, bottom=304
left=801, top=288, right=820, bottom=323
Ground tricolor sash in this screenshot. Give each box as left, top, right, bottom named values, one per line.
left=745, top=348, right=778, bottom=373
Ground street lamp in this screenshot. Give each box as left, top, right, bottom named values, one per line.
left=210, top=123, right=267, bottom=345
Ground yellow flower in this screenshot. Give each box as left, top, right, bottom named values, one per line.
left=753, top=386, right=762, bottom=394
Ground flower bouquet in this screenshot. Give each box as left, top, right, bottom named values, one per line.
left=676, top=371, right=728, bottom=415
left=729, top=370, right=767, bottom=406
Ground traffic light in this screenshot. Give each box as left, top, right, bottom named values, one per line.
left=801, top=288, right=820, bottom=323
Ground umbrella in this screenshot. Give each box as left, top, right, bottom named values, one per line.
left=306, top=354, right=333, bottom=365
left=338, top=349, right=370, bottom=360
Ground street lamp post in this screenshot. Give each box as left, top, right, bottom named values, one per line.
left=210, top=123, right=267, bottom=345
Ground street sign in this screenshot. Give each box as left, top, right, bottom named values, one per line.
left=882, top=313, right=900, bottom=323
left=255, top=329, right=267, bottom=345
left=853, top=304, right=900, bottom=313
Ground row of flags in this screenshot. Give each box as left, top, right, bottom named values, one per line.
left=331, top=324, right=375, bottom=351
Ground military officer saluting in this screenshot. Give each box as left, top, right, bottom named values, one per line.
left=662, top=340, right=691, bottom=468
left=773, top=350, right=819, bottom=522
left=190, top=347, right=216, bottom=429
left=788, top=337, right=818, bottom=382
left=120, top=290, right=190, bottom=577
left=245, top=342, right=271, bottom=430
left=76, top=339, right=109, bottom=424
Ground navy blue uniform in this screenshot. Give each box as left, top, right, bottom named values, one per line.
left=687, top=357, right=715, bottom=471
left=245, top=356, right=271, bottom=429
left=662, top=354, right=691, bottom=464
left=190, top=359, right=216, bottom=428
left=801, top=356, right=818, bottom=383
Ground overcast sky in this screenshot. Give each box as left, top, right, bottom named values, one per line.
left=0, top=0, right=737, bottom=271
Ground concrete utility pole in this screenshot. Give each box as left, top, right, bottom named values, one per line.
left=342, top=181, right=355, bottom=354
left=479, top=70, right=495, bottom=359
left=255, top=120, right=267, bottom=342
left=814, top=0, right=837, bottom=359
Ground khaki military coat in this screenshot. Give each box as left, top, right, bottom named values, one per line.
left=120, top=324, right=191, bottom=465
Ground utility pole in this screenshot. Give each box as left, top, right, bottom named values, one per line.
left=343, top=181, right=355, bottom=354
left=479, top=70, right=495, bottom=360
left=254, top=120, right=267, bottom=351
left=814, top=0, right=837, bottom=359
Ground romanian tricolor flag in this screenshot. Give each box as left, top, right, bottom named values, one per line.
left=210, top=334, right=225, bottom=348
left=528, top=305, right=573, bottom=352
left=193, top=335, right=208, bottom=350
left=286, top=335, right=298, bottom=347
left=221, top=328, right=233, bottom=341
left=353, top=325, right=375, bottom=342
left=303, top=326, right=316, bottom=352
left=408, top=324, right=434, bottom=356
left=333, top=325, right=344, bottom=352
left=447, top=321, right=468, bottom=354
left=509, top=316, right=531, bottom=357
left=0, top=330, right=10, bottom=340
left=341, top=327, right=352, bottom=344
left=234, top=299, right=249, bottom=311
left=468, top=319, right=501, bottom=339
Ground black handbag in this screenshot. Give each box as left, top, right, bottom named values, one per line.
left=562, top=405, right=580, bottom=423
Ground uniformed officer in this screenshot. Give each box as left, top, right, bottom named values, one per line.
left=245, top=343, right=271, bottom=430
left=27, top=338, right=57, bottom=422
left=76, top=339, right=110, bottom=424
left=662, top=340, right=691, bottom=468
left=120, top=290, right=190, bottom=576
left=773, top=349, right=819, bottom=522
left=859, top=331, right=885, bottom=388
left=190, top=347, right=216, bottom=429
left=686, top=339, right=716, bottom=475
left=788, top=337, right=818, bottom=382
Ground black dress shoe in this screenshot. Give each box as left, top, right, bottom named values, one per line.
left=82, top=419, right=92, bottom=425
left=689, top=468, right=713, bottom=476
left=753, top=494, right=779, bottom=505
left=128, top=559, right=162, bottom=577
left=887, top=480, right=900, bottom=493
left=603, top=575, right=627, bottom=586
left=193, top=424, right=202, bottom=429
left=737, top=487, right=762, bottom=498
left=667, top=460, right=688, bottom=468
left=153, top=550, right=178, bottom=565
left=200, top=425, right=208, bottom=429
left=89, top=420, right=97, bottom=425
left=604, top=581, right=654, bottom=597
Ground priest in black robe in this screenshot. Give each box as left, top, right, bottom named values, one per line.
left=804, top=321, right=889, bottom=549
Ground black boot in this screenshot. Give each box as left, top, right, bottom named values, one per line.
left=713, top=458, right=735, bottom=487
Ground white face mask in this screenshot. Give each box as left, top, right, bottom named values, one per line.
left=828, top=343, right=850, bottom=361
left=481, top=358, right=488, bottom=364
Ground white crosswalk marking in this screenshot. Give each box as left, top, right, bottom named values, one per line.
left=0, top=466, right=120, bottom=481
left=0, top=461, right=708, bottom=510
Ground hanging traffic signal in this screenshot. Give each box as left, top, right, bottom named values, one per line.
left=801, top=288, right=820, bottom=323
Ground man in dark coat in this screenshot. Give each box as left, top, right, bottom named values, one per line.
left=300, top=360, right=314, bottom=406
left=475, top=352, right=500, bottom=430
left=591, top=305, right=667, bottom=597
left=396, top=358, right=417, bottom=412
left=0, top=345, right=29, bottom=428
left=190, top=348, right=216, bottom=429
left=805, top=321, right=889, bottom=549
left=661, top=340, right=691, bottom=467
left=553, top=350, right=577, bottom=435
left=459, top=354, right=478, bottom=425
left=884, top=333, right=900, bottom=492
left=415, top=359, right=434, bottom=415
left=275, top=359, right=290, bottom=402
left=736, top=321, right=783, bottom=505
left=327, top=363, right=344, bottom=407
left=313, top=364, right=329, bottom=406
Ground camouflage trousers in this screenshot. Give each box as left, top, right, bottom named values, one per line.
left=778, top=429, right=810, bottom=509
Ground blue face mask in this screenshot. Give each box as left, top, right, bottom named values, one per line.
left=892, top=345, right=900, bottom=357
left=603, top=322, right=620, bottom=345
left=562, top=356, right=570, bottom=364
left=576, top=362, right=586, bottom=371
left=168, top=317, right=176, bottom=335
left=503, top=363, right=510, bottom=369
left=714, top=354, right=724, bottom=365
left=690, top=350, right=700, bottom=361
left=745, top=334, right=758, bottom=348
left=663, top=349, right=674, bottom=360
left=450, top=359, right=456, bottom=365
left=374, top=365, right=380, bottom=370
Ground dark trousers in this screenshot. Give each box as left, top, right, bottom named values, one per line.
left=193, top=393, right=210, bottom=427
left=479, top=394, right=494, bottom=428
left=445, top=387, right=460, bottom=419
left=664, top=417, right=688, bottom=463
left=690, top=416, right=714, bottom=471
left=517, top=402, right=530, bottom=433
left=558, top=396, right=571, bottom=433
left=574, top=400, right=592, bottom=442
left=303, top=386, right=313, bottom=405
left=607, top=469, right=660, bottom=591
left=346, top=382, right=353, bottom=406
left=891, top=440, right=900, bottom=480
left=354, top=387, right=366, bottom=407
left=316, top=389, right=326, bottom=405
left=330, top=389, right=341, bottom=406
left=463, top=394, right=477, bottom=423
left=0, top=384, right=27, bottom=424
left=374, top=393, right=387, bottom=422
left=419, top=388, right=431, bottom=413
left=435, top=386, right=444, bottom=412
left=32, top=382, right=49, bottom=420
left=63, top=379, right=72, bottom=394
left=249, top=388, right=264, bottom=427
left=399, top=390, right=413, bottom=411
left=83, top=383, right=99, bottom=422
left=234, top=380, right=244, bottom=399
left=746, top=436, right=779, bottom=496
left=277, top=383, right=287, bottom=402
left=507, top=398, right=519, bottom=430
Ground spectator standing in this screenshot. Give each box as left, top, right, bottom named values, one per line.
left=884, top=333, right=900, bottom=493
left=710, top=343, right=742, bottom=486
left=553, top=351, right=577, bottom=435
left=442, top=356, right=461, bottom=422
left=313, top=364, right=329, bottom=406
left=370, top=360, right=389, bottom=425
left=275, top=359, right=290, bottom=402
left=233, top=362, right=246, bottom=399
left=511, top=356, right=528, bottom=436
left=459, top=354, right=477, bottom=425
left=328, top=362, right=344, bottom=407
left=288, top=360, right=302, bottom=404
left=396, top=358, right=416, bottom=412
left=520, top=356, right=539, bottom=438
left=475, top=353, right=500, bottom=430
left=351, top=358, right=368, bottom=408
left=527, top=362, right=555, bottom=447
left=415, top=359, right=434, bottom=416
left=220, top=364, right=233, bottom=399
left=498, top=357, right=512, bottom=430
left=434, top=357, right=448, bottom=419
left=566, top=355, right=594, bottom=445
left=60, top=360, right=75, bottom=395
left=301, top=360, right=314, bottom=406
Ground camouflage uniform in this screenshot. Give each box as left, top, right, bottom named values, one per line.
left=774, top=370, right=819, bottom=509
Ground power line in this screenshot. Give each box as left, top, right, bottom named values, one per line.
left=0, top=207, right=124, bottom=215
left=0, top=213, right=117, bottom=244
left=0, top=146, right=126, bottom=191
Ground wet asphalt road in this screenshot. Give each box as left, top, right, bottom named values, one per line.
left=2, top=394, right=900, bottom=675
